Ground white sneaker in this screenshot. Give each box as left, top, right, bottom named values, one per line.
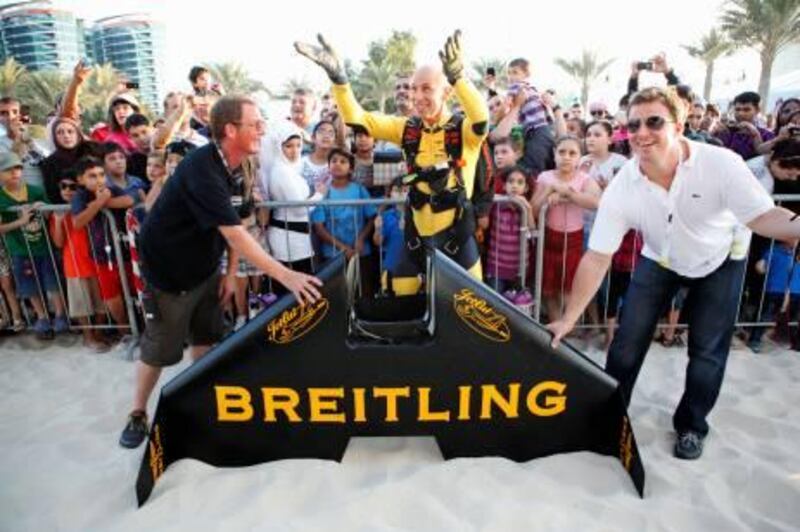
left=234, top=316, right=247, bottom=331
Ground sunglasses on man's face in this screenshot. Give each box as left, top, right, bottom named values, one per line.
left=59, top=182, right=78, bottom=191
left=590, top=110, right=605, bottom=116
left=627, top=115, right=674, bottom=133
left=395, top=83, right=411, bottom=91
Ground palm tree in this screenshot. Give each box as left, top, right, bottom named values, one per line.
left=208, top=62, right=267, bottom=95
left=278, top=77, right=313, bottom=99
left=683, top=29, right=732, bottom=102
left=16, top=70, right=69, bottom=125
left=358, top=57, right=395, bottom=112
left=0, top=58, right=27, bottom=97
left=554, top=51, right=615, bottom=110
left=720, top=0, right=800, bottom=103
left=471, top=57, right=507, bottom=92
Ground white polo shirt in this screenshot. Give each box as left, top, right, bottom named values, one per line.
left=589, top=140, right=774, bottom=278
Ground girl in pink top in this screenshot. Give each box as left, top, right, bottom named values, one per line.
left=531, top=135, right=601, bottom=321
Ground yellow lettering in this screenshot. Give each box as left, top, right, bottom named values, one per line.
left=215, top=385, right=254, bottom=422
left=352, top=387, right=367, bottom=423
left=373, top=387, right=410, bottom=422
left=308, top=388, right=346, bottom=423
left=480, top=383, right=520, bottom=419
left=526, top=381, right=567, bottom=417
left=457, top=385, right=472, bottom=421
left=417, top=387, right=450, bottom=422
left=262, top=387, right=302, bottom=422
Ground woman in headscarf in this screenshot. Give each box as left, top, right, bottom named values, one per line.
left=40, top=117, right=100, bottom=204
left=265, top=121, right=327, bottom=288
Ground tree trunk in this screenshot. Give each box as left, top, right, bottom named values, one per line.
left=758, top=48, right=774, bottom=106
left=703, top=61, right=714, bottom=102
left=378, top=94, right=386, bottom=114
left=581, top=80, right=589, bottom=113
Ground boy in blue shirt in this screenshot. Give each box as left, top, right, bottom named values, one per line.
left=373, top=177, right=407, bottom=291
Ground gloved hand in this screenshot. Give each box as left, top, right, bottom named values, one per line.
left=294, top=34, right=348, bottom=85
left=438, top=30, right=464, bottom=85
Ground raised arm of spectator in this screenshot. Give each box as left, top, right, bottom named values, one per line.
left=60, top=60, right=92, bottom=122
left=152, top=95, right=192, bottom=150
left=490, top=94, right=521, bottom=143
left=542, top=91, right=567, bottom=137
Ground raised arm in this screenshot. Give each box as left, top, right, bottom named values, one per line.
left=296, top=34, right=406, bottom=144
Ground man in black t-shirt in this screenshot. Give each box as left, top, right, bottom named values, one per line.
left=119, top=95, right=322, bottom=449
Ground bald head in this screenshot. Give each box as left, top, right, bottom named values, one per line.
left=411, top=64, right=452, bottom=123
left=413, top=65, right=447, bottom=87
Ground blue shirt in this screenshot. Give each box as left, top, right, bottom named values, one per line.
left=71, top=184, right=126, bottom=264
left=761, top=245, right=800, bottom=295
left=380, top=207, right=404, bottom=272
left=310, top=181, right=376, bottom=259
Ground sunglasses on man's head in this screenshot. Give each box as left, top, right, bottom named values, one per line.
left=59, top=182, right=77, bottom=191
left=627, top=115, right=673, bottom=133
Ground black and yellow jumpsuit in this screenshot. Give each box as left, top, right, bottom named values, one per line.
left=331, top=79, right=489, bottom=295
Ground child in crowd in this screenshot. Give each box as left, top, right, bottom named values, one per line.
left=267, top=125, right=324, bottom=279
left=0, top=152, right=68, bottom=339
left=302, top=120, right=336, bottom=192
left=0, top=236, right=25, bottom=331
left=373, top=177, right=407, bottom=289
left=143, top=150, right=167, bottom=212
left=124, top=113, right=154, bottom=180
left=71, top=156, right=133, bottom=328
left=506, top=58, right=553, bottom=175
left=103, top=142, right=147, bottom=202
left=604, top=230, right=643, bottom=350
left=50, top=175, right=109, bottom=351
left=579, top=120, right=630, bottom=332
left=485, top=165, right=536, bottom=294
left=351, top=126, right=377, bottom=194
left=748, top=242, right=800, bottom=353
left=165, top=140, right=194, bottom=178
left=531, top=135, right=601, bottom=321
left=492, top=137, right=522, bottom=192
left=311, top=148, right=377, bottom=296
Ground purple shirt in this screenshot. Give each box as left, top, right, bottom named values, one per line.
left=717, top=126, right=774, bottom=160
left=509, top=82, right=549, bottom=134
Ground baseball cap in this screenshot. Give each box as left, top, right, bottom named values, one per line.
left=0, top=151, right=23, bottom=172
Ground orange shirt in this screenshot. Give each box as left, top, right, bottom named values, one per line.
left=50, top=214, right=96, bottom=278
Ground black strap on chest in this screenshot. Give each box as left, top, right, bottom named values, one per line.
left=398, top=115, right=477, bottom=266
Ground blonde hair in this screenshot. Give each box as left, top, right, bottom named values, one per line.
left=628, top=86, right=687, bottom=125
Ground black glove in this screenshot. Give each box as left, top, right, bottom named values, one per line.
left=294, top=34, right=347, bottom=85
left=438, top=30, right=464, bottom=85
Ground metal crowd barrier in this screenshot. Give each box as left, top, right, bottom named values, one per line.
left=534, top=194, right=800, bottom=350
left=0, top=204, right=139, bottom=358
left=5, top=191, right=796, bottom=355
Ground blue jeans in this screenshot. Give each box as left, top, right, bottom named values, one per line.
left=606, top=256, right=745, bottom=437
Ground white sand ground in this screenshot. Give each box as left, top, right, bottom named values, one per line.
left=0, top=333, right=798, bottom=532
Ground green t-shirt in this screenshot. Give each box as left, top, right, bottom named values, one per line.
left=0, top=184, right=49, bottom=257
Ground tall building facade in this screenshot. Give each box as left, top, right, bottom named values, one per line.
left=90, top=14, right=165, bottom=110
left=0, top=3, right=164, bottom=111
left=0, top=1, right=84, bottom=73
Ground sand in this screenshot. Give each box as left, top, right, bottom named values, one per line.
left=1, top=333, right=798, bottom=531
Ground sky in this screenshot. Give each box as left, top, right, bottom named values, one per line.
left=53, top=0, right=795, bottom=108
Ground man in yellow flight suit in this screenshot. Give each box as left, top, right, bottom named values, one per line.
left=296, top=31, right=489, bottom=295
